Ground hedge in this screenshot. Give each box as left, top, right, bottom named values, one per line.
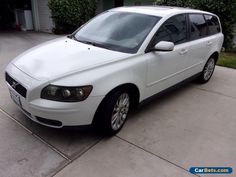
left=48, top=0, right=97, bottom=34
left=155, top=0, right=236, bottom=50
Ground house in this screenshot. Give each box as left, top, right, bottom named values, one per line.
left=0, top=0, right=54, bottom=33
left=31, top=0, right=54, bottom=32
left=28, top=0, right=155, bottom=33
left=0, top=0, right=155, bottom=33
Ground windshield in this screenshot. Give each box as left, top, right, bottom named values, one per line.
left=74, top=11, right=161, bottom=53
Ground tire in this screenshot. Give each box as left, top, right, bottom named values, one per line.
left=197, top=57, right=216, bottom=84
left=93, top=89, right=131, bottom=135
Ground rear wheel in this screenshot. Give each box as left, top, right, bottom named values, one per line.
left=94, top=89, right=131, bottom=135
left=197, top=57, right=216, bottom=84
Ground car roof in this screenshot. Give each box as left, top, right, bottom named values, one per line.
left=111, top=6, right=213, bottom=17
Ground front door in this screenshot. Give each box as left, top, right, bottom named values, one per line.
left=145, top=14, right=191, bottom=98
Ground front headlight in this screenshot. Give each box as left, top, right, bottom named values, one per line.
left=41, top=85, right=93, bottom=102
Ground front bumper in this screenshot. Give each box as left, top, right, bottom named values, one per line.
left=5, top=64, right=104, bottom=128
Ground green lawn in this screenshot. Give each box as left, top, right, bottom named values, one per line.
left=217, top=52, right=236, bottom=69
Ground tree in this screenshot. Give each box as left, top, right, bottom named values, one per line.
left=155, top=0, right=236, bottom=50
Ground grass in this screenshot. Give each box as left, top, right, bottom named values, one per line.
left=217, top=52, right=236, bottom=69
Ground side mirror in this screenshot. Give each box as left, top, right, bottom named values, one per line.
left=152, top=41, right=174, bottom=52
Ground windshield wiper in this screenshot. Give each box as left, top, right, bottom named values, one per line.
left=68, top=35, right=110, bottom=50
left=67, top=34, right=80, bottom=42
left=77, top=39, right=110, bottom=49
left=67, top=34, right=74, bottom=39
left=77, top=39, right=98, bottom=46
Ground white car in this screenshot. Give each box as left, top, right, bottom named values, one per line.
left=5, top=6, right=224, bottom=134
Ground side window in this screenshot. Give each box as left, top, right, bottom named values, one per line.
left=204, top=15, right=221, bottom=35
left=152, top=14, right=187, bottom=45
left=189, top=14, right=208, bottom=40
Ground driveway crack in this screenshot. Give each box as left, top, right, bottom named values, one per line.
left=51, top=138, right=103, bottom=177
left=116, top=135, right=200, bottom=177
left=0, top=107, right=71, bottom=161
left=193, top=86, right=236, bottom=100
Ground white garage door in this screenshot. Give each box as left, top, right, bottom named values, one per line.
left=37, top=0, right=53, bottom=32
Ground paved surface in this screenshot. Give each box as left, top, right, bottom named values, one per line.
left=0, top=32, right=236, bottom=177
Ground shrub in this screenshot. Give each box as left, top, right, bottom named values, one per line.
left=48, top=0, right=97, bottom=34
left=155, top=0, right=236, bottom=50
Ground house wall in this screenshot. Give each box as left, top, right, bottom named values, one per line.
left=31, top=0, right=40, bottom=31
left=31, top=0, right=53, bottom=33
left=37, top=0, right=53, bottom=32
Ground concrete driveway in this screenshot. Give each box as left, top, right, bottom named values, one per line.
left=0, top=32, right=236, bottom=177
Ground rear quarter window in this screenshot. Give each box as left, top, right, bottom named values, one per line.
left=189, top=14, right=208, bottom=40
left=204, top=15, right=221, bottom=35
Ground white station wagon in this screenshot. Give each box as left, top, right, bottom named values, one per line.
left=5, top=6, right=224, bottom=134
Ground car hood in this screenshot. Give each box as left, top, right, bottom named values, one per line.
left=12, top=37, right=132, bottom=81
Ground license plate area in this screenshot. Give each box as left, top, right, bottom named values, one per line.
left=9, top=90, right=22, bottom=107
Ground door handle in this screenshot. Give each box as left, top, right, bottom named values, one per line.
left=179, top=49, right=188, bottom=55
left=206, top=41, right=213, bottom=46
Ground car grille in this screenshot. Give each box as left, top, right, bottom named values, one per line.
left=5, top=72, right=27, bottom=98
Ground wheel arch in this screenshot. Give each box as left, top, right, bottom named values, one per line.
left=209, top=51, right=219, bottom=63
left=100, top=83, right=140, bottom=109
left=92, top=83, right=140, bottom=125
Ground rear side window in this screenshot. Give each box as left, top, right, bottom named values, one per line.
left=204, top=15, right=221, bottom=35
left=153, top=14, right=187, bottom=45
left=189, top=14, right=208, bottom=40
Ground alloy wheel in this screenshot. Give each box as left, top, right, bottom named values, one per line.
left=111, top=93, right=130, bottom=131
left=203, top=58, right=215, bottom=81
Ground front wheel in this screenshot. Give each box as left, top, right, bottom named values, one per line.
left=94, top=90, right=130, bottom=135
left=197, top=57, right=216, bottom=84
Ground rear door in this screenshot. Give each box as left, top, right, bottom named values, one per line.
left=204, top=14, right=224, bottom=53
left=185, top=13, right=213, bottom=73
